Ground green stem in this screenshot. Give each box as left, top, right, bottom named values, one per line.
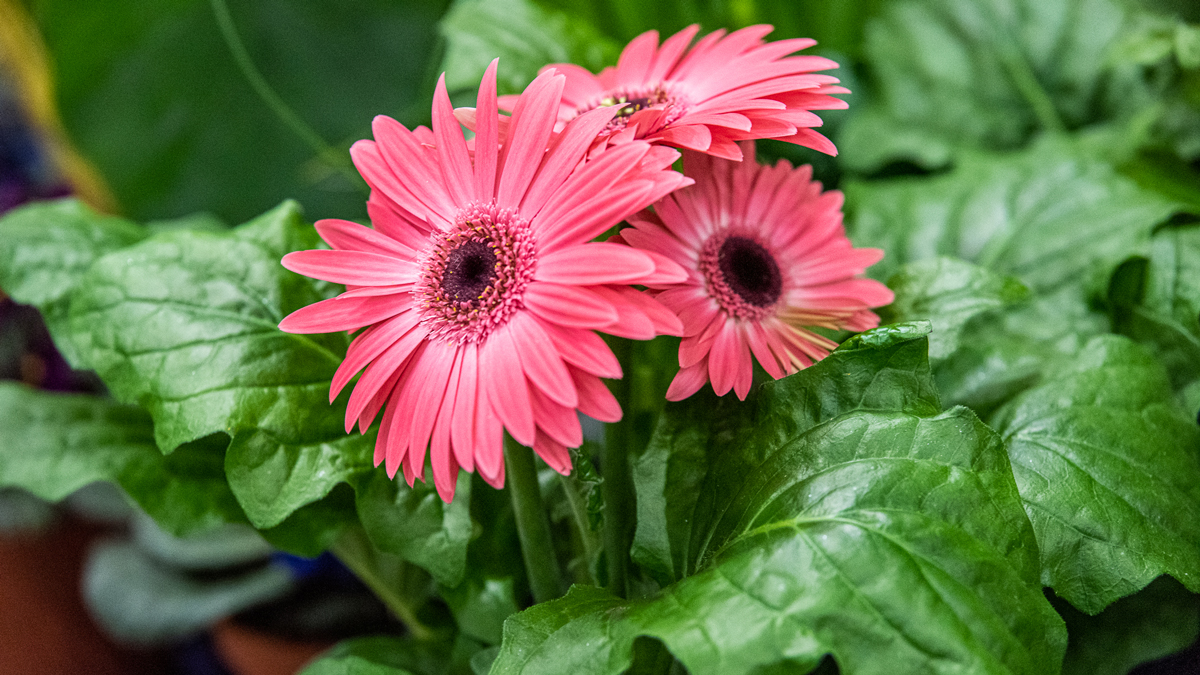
left=559, top=472, right=600, bottom=585
left=602, top=337, right=634, bottom=597
left=331, top=528, right=436, bottom=641
left=208, top=0, right=354, bottom=172
left=506, top=437, right=564, bottom=604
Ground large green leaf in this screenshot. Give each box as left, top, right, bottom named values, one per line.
left=882, top=257, right=1030, bottom=361
left=0, top=199, right=146, bottom=363
left=1055, top=576, right=1200, bottom=675
left=498, top=410, right=1064, bottom=673
left=30, top=0, right=451, bottom=224
left=838, top=0, right=1157, bottom=171
left=631, top=322, right=941, bottom=584
left=439, top=0, right=619, bottom=97
left=0, top=382, right=245, bottom=534
left=498, top=326, right=1064, bottom=675
left=846, top=137, right=1182, bottom=296
left=991, top=335, right=1200, bottom=614
left=66, top=200, right=345, bottom=453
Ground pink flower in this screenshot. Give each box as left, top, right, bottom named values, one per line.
left=499, top=25, right=848, bottom=161
left=278, top=61, right=690, bottom=501
left=620, top=144, right=893, bottom=401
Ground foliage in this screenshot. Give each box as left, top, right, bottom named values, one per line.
left=4, top=0, right=1200, bottom=672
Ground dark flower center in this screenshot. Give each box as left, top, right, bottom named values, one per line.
left=718, top=236, right=782, bottom=308
left=442, top=240, right=497, bottom=304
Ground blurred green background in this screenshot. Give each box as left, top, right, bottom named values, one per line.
left=18, top=0, right=888, bottom=225
left=18, top=0, right=1200, bottom=227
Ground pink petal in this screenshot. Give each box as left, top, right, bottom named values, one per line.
left=571, top=367, right=621, bottom=423
left=345, top=338, right=424, bottom=434
left=521, top=106, right=620, bottom=218
left=430, top=349, right=464, bottom=502
left=745, top=321, right=785, bottom=380
left=607, top=286, right=684, bottom=337
left=733, top=324, right=754, bottom=400
left=532, top=142, right=651, bottom=246
left=282, top=250, right=417, bottom=286
left=653, top=124, right=712, bottom=152
left=450, top=344, right=479, bottom=473
left=331, top=310, right=420, bottom=400
left=314, top=219, right=414, bottom=257
left=533, top=430, right=574, bottom=475
left=647, top=25, right=701, bottom=83
left=536, top=243, right=657, bottom=285
left=529, top=387, right=583, bottom=449
left=497, top=71, right=566, bottom=209
left=666, top=361, right=709, bottom=401
left=483, top=324, right=536, bottom=446
left=540, top=322, right=622, bottom=379
left=614, top=30, right=659, bottom=88
left=588, top=286, right=655, bottom=340
left=524, top=282, right=619, bottom=329
left=474, top=59, right=500, bottom=202
left=432, top=74, right=476, bottom=205
left=707, top=320, right=742, bottom=396
left=279, top=293, right=412, bottom=334
left=509, top=312, right=577, bottom=408
left=473, top=372, right=505, bottom=487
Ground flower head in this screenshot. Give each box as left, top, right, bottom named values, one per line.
left=500, top=25, right=848, bottom=161
left=620, top=143, right=893, bottom=401
left=279, top=61, right=690, bottom=501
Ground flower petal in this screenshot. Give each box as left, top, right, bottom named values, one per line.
left=282, top=250, right=417, bottom=286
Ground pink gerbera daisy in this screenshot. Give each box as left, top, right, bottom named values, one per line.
left=620, top=143, right=893, bottom=401
left=278, top=62, right=690, bottom=501
left=499, top=25, right=848, bottom=161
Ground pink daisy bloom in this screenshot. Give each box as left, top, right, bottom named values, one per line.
left=498, top=24, right=848, bottom=161
left=278, top=62, right=691, bottom=502
left=620, top=144, right=893, bottom=401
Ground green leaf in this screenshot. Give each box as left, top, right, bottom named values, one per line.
left=499, top=410, right=1065, bottom=673
left=846, top=137, right=1182, bottom=296
left=442, top=575, right=521, bottom=645
left=439, top=0, right=619, bottom=96
left=839, top=0, right=1157, bottom=170
left=299, top=636, right=458, bottom=675
left=882, top=257, right=1030, bottom=361
left=1116, top=225, right=1200, bottom=398
left=932, top=287, right=1108, bottom=416
left=1055, top=576, right=1200, bottom=675
left=83, top=539, right=292, bottom=646
left=259, top=483, right=360, bottom=558
left=67, top=200, right=345, bottom=453
left=225, top=429, right=374, bottom=529
left=632, top=323, right=941, bottom=583
left=513, top=326, right=1065, bottom=675
left=991, top=335, right=1200, bottom=613
left=0, top=382, right=245, bottom=534
left=0, top=199, right=146, bottom=363
left=355, top=471, right=475, bottom=587
left=31, top=0, right=451, bottom=224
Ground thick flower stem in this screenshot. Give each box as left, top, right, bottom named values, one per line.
left=603, top=337, right=635, bottom=598
left=331, top=527, right=435, bottom=641
left=506, top=437, right=564, bottom=604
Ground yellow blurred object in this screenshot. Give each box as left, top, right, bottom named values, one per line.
left=0, top=0, right=116, bottom=213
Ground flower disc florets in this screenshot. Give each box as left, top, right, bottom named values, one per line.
left=576, top=84, right=686, bottom=134
left=698, top=232, right=782, bottom=321
left=417, top=203, right=536, bottom=344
